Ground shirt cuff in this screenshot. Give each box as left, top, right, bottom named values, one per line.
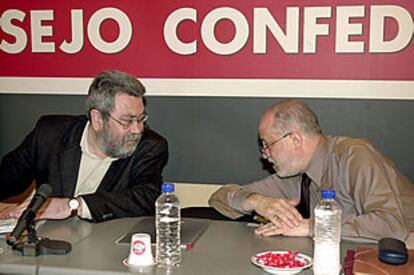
left=78, top=196, right=92, bottom=220
left=230, top=188, right=255, bottom=213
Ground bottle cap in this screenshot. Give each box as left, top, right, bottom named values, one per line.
left=161, top=182, right=174, bottom=193
left=321, top=190, right=335, bottom=199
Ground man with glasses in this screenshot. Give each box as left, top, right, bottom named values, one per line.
left=209, top=99, right=414, bottom=241
left=0, top=70, right=168, bottom=222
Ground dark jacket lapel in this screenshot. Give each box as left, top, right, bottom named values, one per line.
left=58, top=116, right=87, bottom=197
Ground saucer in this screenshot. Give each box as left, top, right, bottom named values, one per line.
left=122, top=258, right=158, bottom=268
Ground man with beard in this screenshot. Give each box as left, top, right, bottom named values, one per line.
left=209, top=99, right=414, bottom=241
left=0, top=70, right=168, bottom=222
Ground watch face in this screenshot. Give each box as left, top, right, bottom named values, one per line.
left=69, top=198, right=80, bottom=210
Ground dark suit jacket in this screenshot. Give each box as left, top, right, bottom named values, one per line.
left=0, top=115, right=168, bottom=222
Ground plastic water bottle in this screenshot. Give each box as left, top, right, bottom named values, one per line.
left=313, top=190, right=342, bottom=275
left=155, top=182, right=181, bottom=267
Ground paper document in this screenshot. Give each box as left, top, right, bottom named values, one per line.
left=0, top=219, right=17, bottom=234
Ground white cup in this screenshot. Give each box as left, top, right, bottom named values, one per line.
left=127, top=233, right=154, bottom=266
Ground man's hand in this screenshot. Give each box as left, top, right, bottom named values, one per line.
left=0, top=198, right=72, bottom=220
left=244, top=193, right=302, bottom=229
left=255, top=219, right=311, bottom=237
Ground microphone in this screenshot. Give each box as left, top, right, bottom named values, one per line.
left=7, top=184, right=52, bottom=246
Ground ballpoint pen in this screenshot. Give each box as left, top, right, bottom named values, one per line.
left=246, top=215, right=271, bottom=227
left=253, top=215, right=270, bottom=224
left=180, top=243, right=193, bottom=250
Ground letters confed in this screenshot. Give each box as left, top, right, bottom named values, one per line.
left=164, top=5, right=413, bottom=55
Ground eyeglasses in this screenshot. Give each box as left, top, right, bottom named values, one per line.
left=260, top=132, right=292, bottom=153
left=108, top=112, right=148, bottom=130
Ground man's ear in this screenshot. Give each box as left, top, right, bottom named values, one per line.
left=290, top=132, right=303, bottom=149
left=90, top=109, right=104, bottom=131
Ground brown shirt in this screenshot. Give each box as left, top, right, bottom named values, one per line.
left=209, top=136, right=414, bottom=241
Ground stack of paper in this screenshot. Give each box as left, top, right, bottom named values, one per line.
left=0, top=219, right=17, bottom=234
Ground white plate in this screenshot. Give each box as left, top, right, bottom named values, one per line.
left=251, top=250, right=312, bottom=275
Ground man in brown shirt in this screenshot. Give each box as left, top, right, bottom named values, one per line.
left=209, top=99, right=414, bottom=241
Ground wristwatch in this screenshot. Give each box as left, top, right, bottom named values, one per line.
left=68, top=197, right=80, bottom=217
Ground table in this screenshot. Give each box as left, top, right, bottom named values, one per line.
left=0, top=217, right=374, bottom=274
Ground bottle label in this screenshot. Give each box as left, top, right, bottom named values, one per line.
left=160, top=216, right=180, bottom=223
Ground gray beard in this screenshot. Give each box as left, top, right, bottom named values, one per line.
left=96, top=125, right=142, bottom=158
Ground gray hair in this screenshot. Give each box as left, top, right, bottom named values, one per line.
left=270, top=99, right=322, bottom=135
left=85, top=70, right=146, bottom=119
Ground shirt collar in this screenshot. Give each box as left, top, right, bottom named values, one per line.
left=80, top=122, right=117, bottom=162
left=304, top=135, right=329, bottom=188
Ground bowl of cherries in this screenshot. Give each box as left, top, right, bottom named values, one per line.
left=250, top=250, right=312, bottom=275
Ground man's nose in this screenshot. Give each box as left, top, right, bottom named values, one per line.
left=129, top=121, right=144, bottom=134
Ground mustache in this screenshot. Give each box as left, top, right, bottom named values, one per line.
left=124, top=133, right=142, bottom=143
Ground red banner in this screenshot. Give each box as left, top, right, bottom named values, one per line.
left=0, top=0, right=413, bottom=80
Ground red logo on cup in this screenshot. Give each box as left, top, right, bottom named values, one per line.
left=132, top=240, right=146, bottom=255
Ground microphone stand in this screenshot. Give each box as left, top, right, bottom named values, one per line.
left=11, top=219, right=72, bottom=256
